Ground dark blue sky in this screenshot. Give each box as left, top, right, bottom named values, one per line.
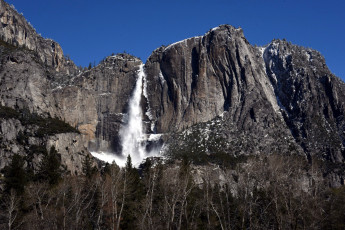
left=7, top=0, right=345, bottom=80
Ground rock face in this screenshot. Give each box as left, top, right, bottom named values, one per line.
left=53, top=54, right=142, bottom=152
left=0, top=44, right=58, bottom=115
left=0, top=0, right=143, bottom=172
left=263, top=41, right=345, bottom=162
left=0, top=0, right=344, bottom=182
left=0, top=32, right=141, bottom=166
left=0, top=113, right=90, bottom=175
left=0, top=0, right=77, bottom=74
left=145, top=25, right=284, bottom=133
left=0, top=43, right=140, bottom=172
left=263, top=40, right=345, bottom=162
left=145, top=25, right=345, bottom=165
left=46, top=133, right=90, bottom=175
left=145, top=25, right=295, bottom=155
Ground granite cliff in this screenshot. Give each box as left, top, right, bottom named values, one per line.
left=0, top=0, right=76, bottom=74
left=0, top=0, right=344, bottom=183
left=53, top=54, right=142, bottom=152
left=145, top=25, right=345, bottom=167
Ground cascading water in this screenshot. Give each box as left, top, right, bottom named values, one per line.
left=91, top=63, right=162, bottom=167
left=119, top=64, right=146, bottom=166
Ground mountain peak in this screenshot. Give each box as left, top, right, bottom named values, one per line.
left=0, top=0, right=76, bottom=74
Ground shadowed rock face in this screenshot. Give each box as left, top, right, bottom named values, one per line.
left=263, top=40, right=345, bottom=162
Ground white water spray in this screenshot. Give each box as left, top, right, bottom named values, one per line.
left=119, top=64, right=146, bottom=166
left=91, top=64, right=162, bottom=167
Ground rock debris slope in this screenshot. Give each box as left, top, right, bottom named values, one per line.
left=0, top=0, right=344, bottom=178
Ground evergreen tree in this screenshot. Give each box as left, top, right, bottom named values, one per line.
left=125, top=154, right=132, bottom=172
left=3, top=154, right=27, bottom=194
left=102, top=162, right=111, bottom=175
left=121, top=154, right=144, bottom=229
left=37, top=146, right=63, bottom=186
left=82, top=154, right=97, bottom=178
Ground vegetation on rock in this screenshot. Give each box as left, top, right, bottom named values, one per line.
left=0, top=106, right=79, bottom=137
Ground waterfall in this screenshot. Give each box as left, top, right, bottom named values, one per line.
left=91, top=63, right=162, bottom=167
left=119, top=64, right=146, bottom=166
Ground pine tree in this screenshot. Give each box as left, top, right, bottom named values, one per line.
left=37, top=146, right=63, bottom=186
left=82, top=154, right=97, bottom=178
left=3, top=154, right=27, bottom=194
left=121, top=154, right=144, bottom=229
left=125, top=154, right=132, bottom=172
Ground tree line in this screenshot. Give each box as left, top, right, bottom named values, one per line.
left=0, top=152, right=345, bottom=230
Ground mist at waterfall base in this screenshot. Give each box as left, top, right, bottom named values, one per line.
left=91, top=64, right=161, bottom=167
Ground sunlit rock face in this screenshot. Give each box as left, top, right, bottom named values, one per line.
left=0, top=115, right=91, bottom=175
left=0, top=0, right=77, bottom=74
left=145, top=25, right=283, bottom=133
left=145, top=25, right=345, bottom=165
left=145, top=25, right=295, bottom=158
left=53, top=54, right=142, bottom=152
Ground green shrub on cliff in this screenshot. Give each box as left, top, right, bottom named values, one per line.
left=0, top=105, right=79, bottom=136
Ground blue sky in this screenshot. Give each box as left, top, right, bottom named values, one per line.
left=7, top=0, right=345, bottom=80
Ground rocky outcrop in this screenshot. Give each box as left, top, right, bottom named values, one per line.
left=46, top=133, right=90, bottom=175
left=0, top=33, right=142, bottom=155
left=0, top=0, right=77, bottom=74
left=0, top=115, right=90, bottom=175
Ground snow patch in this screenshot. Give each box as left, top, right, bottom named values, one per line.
left=109, top=55, right=139, bottom=62
left=258, top=46, right=267, bottom=58
left=52, top=85, right=63, bottom=91
left=158, top=71, right=166, bottom=85
left=304, top=50, right=313, bottom=62
left=164, top=36, right=202, bottom=51
left=211, top=26, right=220, bottom=31
left=268, top=42, right=279, bottom=56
